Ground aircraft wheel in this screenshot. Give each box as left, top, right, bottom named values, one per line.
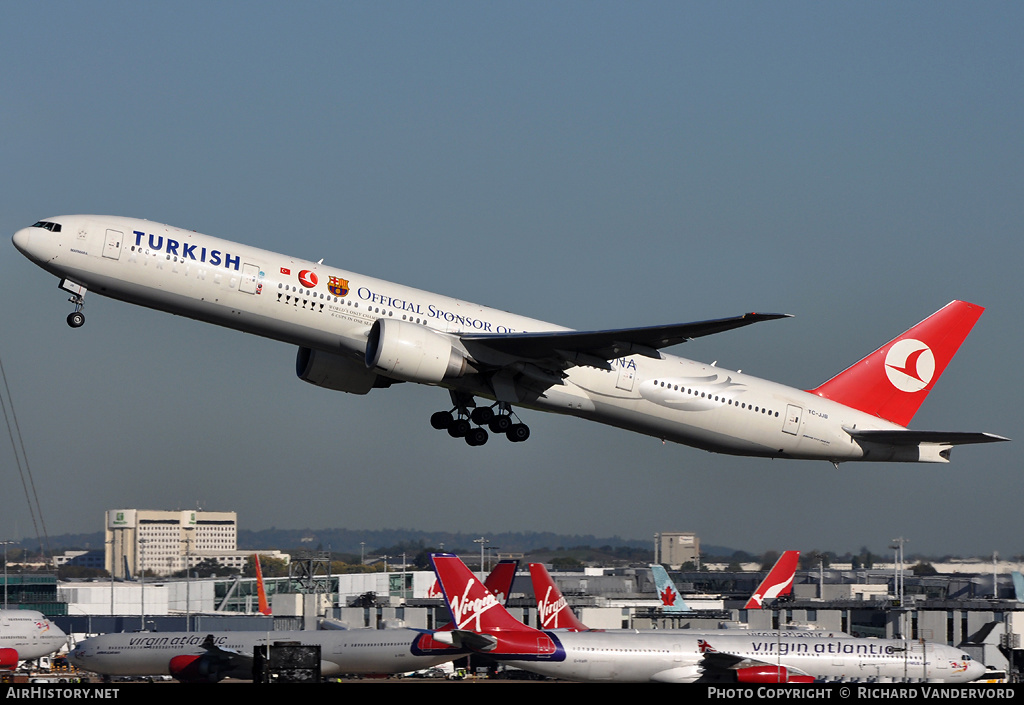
left=488, top=414, right=513, bottom=434
left=430, top=411, right=453, bottom=430
left=448, top=418, right=471, bottom=438
left=470, top=406, right=494, bottom=426
left=506, top=423, right=530, bottom=443
left=465, top=427, right=488, bottom=446
left=67, top=311, right=85, bottom=328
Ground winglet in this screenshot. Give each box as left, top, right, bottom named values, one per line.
left=744, top=551, right=800, bottom=609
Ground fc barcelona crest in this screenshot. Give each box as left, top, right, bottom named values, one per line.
left=328, top=276, right=350, bottom=297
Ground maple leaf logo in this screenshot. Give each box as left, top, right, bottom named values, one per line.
left=660, top=585, right=676, bottom=606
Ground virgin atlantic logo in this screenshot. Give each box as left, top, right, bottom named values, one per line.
left=884, top=339, right=935, bottom=393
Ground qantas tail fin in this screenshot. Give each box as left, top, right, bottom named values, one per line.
left=744, top=551, right=799, bottom=609
left=650, top=565, right=691, bottom=613
left=807, top=301, right=983, bottom=427
left=530, top=563, right=589, bottom=631
left=253, top=554, right=271, bottom=615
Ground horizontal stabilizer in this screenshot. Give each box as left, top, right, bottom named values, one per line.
left=451, top=630, right=498, bottom=652
left=844, top=428, right=1010, bottom=446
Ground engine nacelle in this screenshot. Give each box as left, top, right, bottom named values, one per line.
left=296, top=347, right=389, bottom=395
left=735, top=665, right=814, bottom=683
left=169, top=653, right=223, bottom=683
left=0, top=647, right=19, bottom=670
left=365, top=319, right=472, bottom=384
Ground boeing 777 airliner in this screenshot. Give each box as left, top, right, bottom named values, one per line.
left=12, top=215, right=1007, bottom=461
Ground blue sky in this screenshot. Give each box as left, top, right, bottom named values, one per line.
left=2, top=2, right=1020, bottom=557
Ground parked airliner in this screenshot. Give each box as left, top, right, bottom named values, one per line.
left=67, top=561, right=518, bottom=682
left=12, top=216, right=1007, bottom=459
left=432, top=554, right=985, bottom=683
left=0, top=610, right=67, bottom=670
left=68, top=628, right=461, bottom=682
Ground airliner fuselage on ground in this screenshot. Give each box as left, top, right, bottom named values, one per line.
left=431, top=554, right=984, bottom=683
left=12, top=216, right=1006, bottom=460
left=68, top=628, right=460, bottom=682
left=0, top=610, right=67, bottom=669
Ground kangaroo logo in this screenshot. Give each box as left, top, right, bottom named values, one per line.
left=885, top=339, right=935, bottom=393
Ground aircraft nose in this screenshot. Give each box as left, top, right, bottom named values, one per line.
left=12, top=227, right=32, bottom=255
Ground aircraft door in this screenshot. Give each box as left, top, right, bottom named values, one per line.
left=615, top=359, right=636, bottom=392
left=103, top=229, right=123, bottom=260
left=536, top=635, right=555, bottom=658
left=239, top=263, right=262, bottom=294
left=782, top=404, right=802, bottom=435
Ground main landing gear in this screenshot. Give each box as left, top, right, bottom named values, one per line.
left=60, top=279, right=87, bottom=328
left=430, top=400, right=530, bottom=447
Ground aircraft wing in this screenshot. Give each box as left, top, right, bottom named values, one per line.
left=197, top=634, right=252, bottom=670
left=698, top=649, right=812, bottom=680
left=843, top=428, right=1010, bottom=446
left=461, top=312, right=791, bottom=363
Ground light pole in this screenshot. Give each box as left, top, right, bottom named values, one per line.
left=474, top=537, right=489, bottom=581
left=182, top=531, right=194, bottom=631
left=139, top=538, right=149, bottom=631
left=1, top=541, right=14, bottom=610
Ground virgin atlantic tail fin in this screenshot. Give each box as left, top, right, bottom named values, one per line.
left=529, top=563, right=589, bottom=631
left=428, top=558, right=519, bottom=605
left=744, top=551, right=799, bottom=609
left=808, top=301, right=983, bottom=427
left=431, top=554, right=560, bottom=657
left=485, top=559, right=519, bottom=605
left=431, top=554, right=533, bottom=633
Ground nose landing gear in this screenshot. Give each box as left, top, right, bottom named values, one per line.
left=60, top=279, right=87, bottom=328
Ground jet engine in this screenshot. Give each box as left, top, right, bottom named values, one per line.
left=296, top=347, right=390, bottom=395
left=365, top=319, right=473, bottom=384
left=734, top=665, right=814, bottom=683
left=0, top=648, right=18, bottom=670
left=168, top=654, right=225, bottom=683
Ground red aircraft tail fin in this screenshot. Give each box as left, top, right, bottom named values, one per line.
left=431, top=554, right=534, bottom=633
left=744, top=550, right=799, bottom=609
left=253, top=554, right=271, bottom=615
left=484, top=559, right=519, bottom=606
left=808, top=301, right=983, bottom=427
left=529, top=563, right=589, bottom=631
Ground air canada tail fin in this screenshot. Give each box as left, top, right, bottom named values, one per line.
left=808, top=301, right=984, bottom=427
left=530, top=563, right=590, bottom=631
left=650, top=564, right=691, bottom=613
left=745, top=551, right=799, bottom=609
left=253, top=554, right=271, bottom=615
left=1012, top=572, right=1024, bottom=603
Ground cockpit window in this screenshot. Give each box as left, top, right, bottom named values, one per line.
left=32, top=221, right=62, bottom=232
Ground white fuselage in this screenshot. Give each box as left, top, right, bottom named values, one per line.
left=13, top=215, right=911, bottom=461
left=0, top=610, right=67, bottom=664
left=497, top=631, right=984, bottom=683
left=68, top=628, right=458, bottom=678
